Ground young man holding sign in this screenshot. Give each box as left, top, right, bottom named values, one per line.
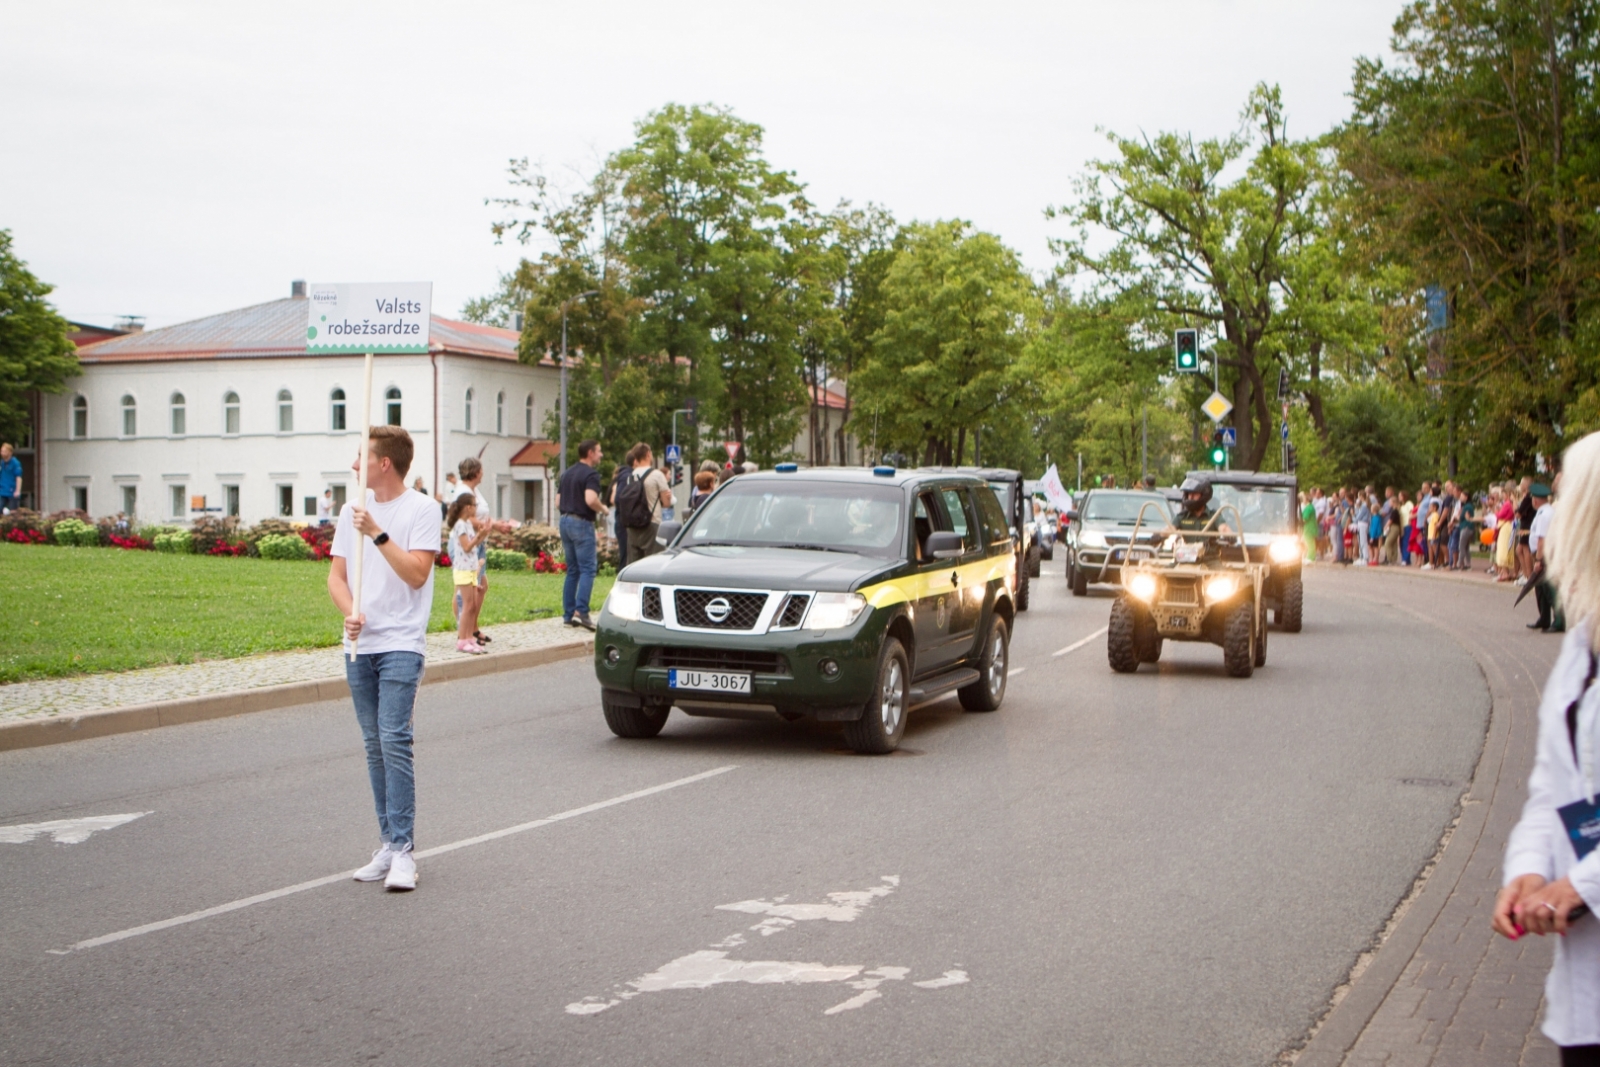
left=327, top=425, right=440, bottom=891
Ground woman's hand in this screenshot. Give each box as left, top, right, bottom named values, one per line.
left=1493, top=874, right=1547, bottom=939
left=1517, top=876, right=1586, bottom=936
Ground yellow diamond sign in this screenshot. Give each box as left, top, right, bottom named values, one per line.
left=1201, top=391, right=1234, bottom=423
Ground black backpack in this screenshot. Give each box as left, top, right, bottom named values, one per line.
left=616, top=470, right=654, bottom=530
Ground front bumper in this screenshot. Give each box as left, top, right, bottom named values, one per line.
left=594, top=609, right=887, bottom=720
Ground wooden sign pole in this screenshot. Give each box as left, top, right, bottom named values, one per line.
left=348, top=351, right=374, bottom=661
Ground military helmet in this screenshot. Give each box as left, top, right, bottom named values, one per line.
left=1178, top=475, right=1212, bottom=513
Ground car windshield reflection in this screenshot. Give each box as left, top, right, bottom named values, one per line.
left=1084, top=493, right=1173, bottom=524
left=1209, top=485, right=1294, bottom=533
left=684, top=481, right=905, bottom=559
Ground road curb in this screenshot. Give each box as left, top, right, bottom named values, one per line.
left=1293, top=584, right=1520, bottom=1067
left=0, top=638, right=594, bottom=754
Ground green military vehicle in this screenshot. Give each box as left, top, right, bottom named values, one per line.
left=1186, top=470, right=1304, bottom=631
left=593, top=465, right=1019, bottom=754
left=919, top=467, right=1038, bottom=611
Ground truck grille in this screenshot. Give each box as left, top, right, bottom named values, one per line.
left=642, top=586, right=664, bottom=621
left=1161, top=580, right=1198, bottom=605
left=647, top=648, right=789, bottom=675
left=674, top=589, right=768, bottom=630
left=773, top=594, right=811, bottom=629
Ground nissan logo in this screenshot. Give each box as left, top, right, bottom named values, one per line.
left=704, top=597, right=732, bottom=624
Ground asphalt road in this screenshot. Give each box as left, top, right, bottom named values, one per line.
left=0, top=566, right=1491, bottom=1067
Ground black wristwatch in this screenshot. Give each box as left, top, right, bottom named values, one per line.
left=372, top=532, right=390, bottom=546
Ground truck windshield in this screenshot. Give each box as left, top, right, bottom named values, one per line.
left=1210, top=485, right=1295, bottom=533
left=986, top=482, right=1014, bottom=522
left=684, top=481, right=905, bottom=559
left=1084, top=494, right=1172, bottom=524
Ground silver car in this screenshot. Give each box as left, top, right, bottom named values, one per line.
left=1064, top=490, right=1175, bottom=596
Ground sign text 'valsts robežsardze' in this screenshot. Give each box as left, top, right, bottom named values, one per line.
left=305, top=282, right=433, bottom=354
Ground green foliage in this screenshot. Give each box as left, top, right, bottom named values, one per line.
left=486, top=548, right=529, bottom=571
left=849, top=220, right=1038, bottom=465
left=50, top=518, right=99, bottom=547
left=0, top=230, right=78, bottom=444
left=1322, top=383, right=1429, bottom=490
left=153, top=530, right=195, bottom=554
left=512, top=522, right=562, bottom=558
left=255, top=533, right=310, bottom=560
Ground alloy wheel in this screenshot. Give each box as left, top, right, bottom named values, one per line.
left=987, top=632, right=1006, bottom=696
left=880, top=659, right=905, bottom=734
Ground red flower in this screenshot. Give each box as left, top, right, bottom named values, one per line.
left=110, top=534, right=153, bottom=550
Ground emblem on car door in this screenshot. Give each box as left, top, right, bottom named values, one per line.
left=704, top=597, right=732, bottom=624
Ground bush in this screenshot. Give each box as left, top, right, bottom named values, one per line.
left=257, top=533, right=313, bottom=560
left=5, top=527, right=46, bottom=545
left=0, top=507, right=42, bottom=536
left=110, top=533, right=153, bottom=550
left=153, top=530, right=195, bottom=554
left=513, top=522, right=562, bottom=558
left=190, top=515, right=240, bottom=556
left=533, top=550, right=566, bottom=573
left=486, top=520, right=520, bottom=551
left=51, top=518, right=101, bottom=547
left=241, top=518, right=300, bottom=550
left=297, top=524, right=334, bottom=561
left=486, top=548, right=529, bottom=571
left=43, top=509, right=91, bottom=543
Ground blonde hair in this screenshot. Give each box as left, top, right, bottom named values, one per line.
left=1549, top=432, right=1600, bottom=648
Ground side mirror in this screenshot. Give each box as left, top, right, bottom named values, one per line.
left=656, top=520, right=683, bottom=547
left=1065, top=509, right=1079, bottom=523
left=925, top=531, right=964, bottom=560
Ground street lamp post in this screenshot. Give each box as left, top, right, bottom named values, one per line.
left=557, top=290, right=600, bottom=475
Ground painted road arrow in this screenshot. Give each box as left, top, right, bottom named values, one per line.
left=0, top=812, right=150, bottom=845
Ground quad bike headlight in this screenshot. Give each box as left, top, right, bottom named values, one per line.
left=1127, top=573, right=1158, bottom=601
left=1269, top=537, right=1302, bottom=563
left=1204, top=575, right=1239, bottom=602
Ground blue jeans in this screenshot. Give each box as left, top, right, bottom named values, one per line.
left=560, top=514, right=598, bottom=620
left=345, top=651, right=424, bottom=849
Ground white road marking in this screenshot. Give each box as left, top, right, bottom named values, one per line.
left=0, top=812, right=149, bottom=845
left=1052, top=627, right=1109, bottom=658
left=567, top=877, right=967, bottom=1017
left=52, top=766, right=736, bottom=955
left=1008, top=668, right=1026, bottom=678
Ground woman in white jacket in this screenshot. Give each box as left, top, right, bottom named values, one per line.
left=1495, top=440, right=1600, bottom=1064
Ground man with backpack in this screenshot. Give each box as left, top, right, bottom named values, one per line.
left=616, top=443, right=673, bottom=562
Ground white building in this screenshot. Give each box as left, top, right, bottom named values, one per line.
left=41, top=284, right=566, bottom=525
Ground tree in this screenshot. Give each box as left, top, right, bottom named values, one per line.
left=848, top=221, right=1038, bottom=465
left=0, top=231, right=76, bottom=444
left=1051, top=85, right=1320, bottom=470
left=1323, top=382, right=1429, bottom=490
left=1341, top=0, right=1600, bottom=476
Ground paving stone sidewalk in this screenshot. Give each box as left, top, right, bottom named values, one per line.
left=1305, top=568, right=1565, bottom=1066
left=0, top=618, right=579, bottom=724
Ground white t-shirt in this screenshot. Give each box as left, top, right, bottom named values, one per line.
left=332, top=487, right=441, bottom=656
left=448, top=519, right=478, bottom=574
left=1529, top=502, right=1555, bottom=554
left=317, top=496, right=332, bottom=522
left=453, top=482, right=491, bottom=558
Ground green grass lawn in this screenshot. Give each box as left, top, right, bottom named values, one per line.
left=0, top=543, right=613, bottom=683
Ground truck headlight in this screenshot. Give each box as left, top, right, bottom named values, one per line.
left=1080, top=530, right=1107, bottom=548
left=807, top=592, right=867, bottom=630
left=1269, top=537, right=1302, bottom=563
left=606, top=581, right=643, bottom=621
left=1204, top=575, right=1239, bottom=602
left=1127, top=573, right=1158, bottom=601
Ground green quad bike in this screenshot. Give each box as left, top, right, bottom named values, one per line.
left=1106, top=502, right=1270, bottom=678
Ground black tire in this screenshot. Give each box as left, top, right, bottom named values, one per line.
left=1041, top=542, right=1054, bottom=562
left=602, top=695, right=670, bottom=739
left=1108, top=595, right=1141, bottom=673
left=1222, top=600, right=1255, bottom=678
left=1277, top=575, right=1303, bottom=632
left=1136, top=612, right=1163, bottom=664
left=842, top=638, right=910, bottom=754
left=1027, top=543, right=1042, bottom=579
left=1071, top=562, right=1088, bottom=597
left=959, top=615, right=1009, bottom=711
left=1016, top=563, right=1031, bottom=613
left=1254, top=609, right=1268, bottom=667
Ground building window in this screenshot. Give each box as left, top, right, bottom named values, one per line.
left=225, top=485, right=239, bottom=517
left=464, top=387, right=474, bottom=433
left=496, top=390, right=505, bottom=435
left=278, top=389, right=294, bottom=433
left=303, top=495, right=317, bottom=517
left=331, top=484, right=346, bottom=515
left=496, top=483, right=506, bottom=517
left=170, top=392, right=186, bottom=436
left=73, top=485, right=89, bottom=512
left=120, top=395, right=136, bottom=437
left=223, top=391, right=240, bottom=435
left=525, top=394, right=535, bottom=436
left=73, top=395, right=88, bottom=439
left=277, top=484, right=293, bottom=517
left=122, top=485, right=137, bottom=516
left=170, top=484, right=186, bottom=520
left=386, top=387, right=402, bottom=426
left=330, top=388, right=346, bottom=431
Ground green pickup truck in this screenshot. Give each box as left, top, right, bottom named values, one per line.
left=593, top=466, right=1019, bottom=754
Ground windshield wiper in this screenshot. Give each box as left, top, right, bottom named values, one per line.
left=771, top=543, right=856, bottom=554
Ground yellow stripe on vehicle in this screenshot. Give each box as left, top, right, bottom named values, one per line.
left=858, top=554, right=1016, bottom=609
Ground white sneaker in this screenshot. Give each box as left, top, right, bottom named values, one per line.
left=354, top=844, right=395, bottom=882
left=1421, top=563, right=1433, bottom=570
left=385, top=845, right=417, bottom=891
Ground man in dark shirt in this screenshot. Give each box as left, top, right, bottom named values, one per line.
left=558, top=439, right=608, bottom=630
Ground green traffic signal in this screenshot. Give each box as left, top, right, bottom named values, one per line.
left=1210, top=446, right=1226, bottom=466
left=1175, top=328, right=1199, bottom=374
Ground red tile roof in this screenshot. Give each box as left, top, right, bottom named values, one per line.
left=74, top=296, right=547, bottom=365
left=508, top=439, right=561, bottom=467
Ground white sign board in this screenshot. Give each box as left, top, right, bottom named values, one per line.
left=305, top=282, right=432, bottom=354
left=1038, top=464, right=1073, bottom=513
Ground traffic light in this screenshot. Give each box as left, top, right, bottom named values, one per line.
left=684, top=397, right=698, bottom=425
left=671, top=464, right=683, bottom=487
left=1175, top=328, right=1199, bottom=374
left=1209, top=429, right=1226, bottom=468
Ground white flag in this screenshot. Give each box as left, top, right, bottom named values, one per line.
left=1039, top=464, right=1073, bottom=512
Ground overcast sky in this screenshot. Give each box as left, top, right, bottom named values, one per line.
left=3, top=1, right=1401, bottom=331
